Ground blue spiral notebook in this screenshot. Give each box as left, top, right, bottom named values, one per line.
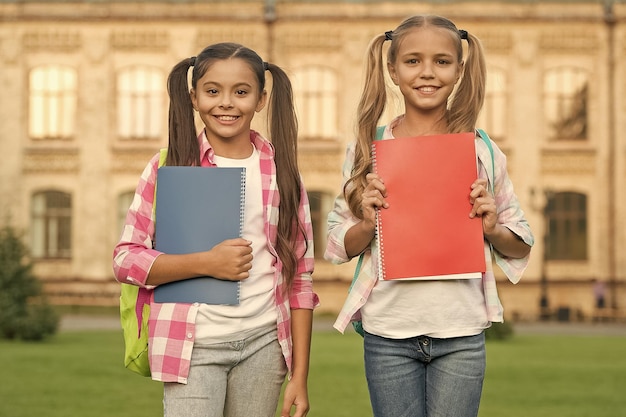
left=153, top=166, right=245, bottom=305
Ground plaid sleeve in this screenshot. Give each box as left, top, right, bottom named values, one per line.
left=147, top=302, right=196, bottom=383
left=112, top=153, right=162, bottom=287
left=289, top=177, right=319, bottom=310
left=485, top=141, right=535, bottom=284
left=325, top=142, right=361, bottom=265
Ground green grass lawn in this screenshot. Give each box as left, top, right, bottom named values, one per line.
left=1, top=324, right=625, bottom=417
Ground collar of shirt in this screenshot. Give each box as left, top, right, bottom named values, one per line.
left=198, top=130, right=275, bottom=167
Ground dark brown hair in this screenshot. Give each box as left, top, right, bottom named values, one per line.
left=166, top=42, right=305, bottom=288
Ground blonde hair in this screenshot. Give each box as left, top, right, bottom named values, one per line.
left=345, top=15, right=486, bottom=218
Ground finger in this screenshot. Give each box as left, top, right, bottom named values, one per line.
left=242, top=260, right=253, bottom=271
left=232, top=271, right=250, bottom=281
left=469, top=184, right=487, bottom=201
left=239, top=245, right=253, bottom=256
left=471, top=178, right=488, bottom=189
left=368, top=180, right=387, bottom=196
left=471, top=200, right=496, bottom=218
left=222, top=237, right=252, bottom=247
left=366, top=173, right=383, bottom=183
left=469, top=200, right=482, bottom=218
left=476, top=202, right=497, bottom=217
left=363, top=194, right=388, bottom=210
left=291, top=402, right=309, bottom=417
left=280, top=403, right=293, bottom=417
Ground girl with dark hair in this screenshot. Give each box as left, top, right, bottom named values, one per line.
left=114, top=42, right=317, bottom=417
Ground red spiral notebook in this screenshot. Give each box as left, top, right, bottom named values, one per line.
left=372, top=133, right=486, bottom=281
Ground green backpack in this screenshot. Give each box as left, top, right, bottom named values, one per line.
left=349, top=127, right=495, bottom=336
left=119, top=148, right=168, bottom=377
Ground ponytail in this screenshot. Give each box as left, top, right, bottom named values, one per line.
left=344, top=33, right=389, bottom=219
left=166, top=57, right=199, bottom=166
left=447, top=31, right=486, bottom=133
left=265, top=62, right=305, bottom=290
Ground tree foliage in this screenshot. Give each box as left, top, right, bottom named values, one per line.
left=0, top=225, right=59, bottom=340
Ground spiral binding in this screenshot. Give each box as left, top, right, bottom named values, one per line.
left=371, top=142, right=387, bottom=281
left=234, top=168, right=247, bottom=301
left=238, top=169, right=246, bottom=237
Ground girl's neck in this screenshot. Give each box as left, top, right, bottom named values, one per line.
left=395, top=111, right=448, bottom=138
left=207, top=130, right=254, bottom=159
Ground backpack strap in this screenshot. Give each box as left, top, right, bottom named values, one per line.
left=476, top=129, right=495, bottom=194
left=153, top=148, right=168, bottom=217
left=375, top=126, right=385, bottom=141
left=158, top=147, right=168, bottom=167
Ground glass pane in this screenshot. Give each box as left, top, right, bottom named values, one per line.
left=293, top=67, right=337, bottom=140
left=546, top=192, right=587, bottom=260
left=544, top=68, right=588, bottom=140
left=117, top=66, right=164, bottom=139
left=29, top=66, right=76, bottom=139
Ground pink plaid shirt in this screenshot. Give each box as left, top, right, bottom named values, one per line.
left=326, top=119, right=534, bottom=333
left=113, top=130, right=318, bottom=383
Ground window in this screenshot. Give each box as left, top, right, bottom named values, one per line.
left=117, top=66, right=165, bottom=139
left=545, top=192, right=587, bottom=260
left=117, top=191, right=135, bottom=235
left=29, top=66, right=77, bottom=139
left=307, top=190, right=333, bottom=259
left=31, top=191, right=72, bottom=259
left=544, top=68, right=588, bottom=140
left=477, top=67, right=507, bottom=140
left=293, top=67, right=337, bottom=140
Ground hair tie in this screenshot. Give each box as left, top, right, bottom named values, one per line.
left=384, top=31, right=393, bottom=41
left=190, top=56, right=196, bottom=66
left=263, top=62, right=269, bottom=71
left=459, top=29, right=468, bottom=40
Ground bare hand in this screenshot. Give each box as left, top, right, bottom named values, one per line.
left=361, top=173, right=388, bottom=229
left=280, top=378, right=309, bottom=417
left=205, top=238, right=253, bottom=281
left=469, top=178, right=497, bottom=235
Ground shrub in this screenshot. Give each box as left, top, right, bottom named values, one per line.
left=0, top=225, right=59, bottom=340
left=485, top=321, right=514, bottom=341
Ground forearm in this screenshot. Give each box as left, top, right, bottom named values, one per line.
left=289, top=308, right=313, bottom=381
left=344, top=220, right=376, bottom=259
left=485, top=224, right=531, bottom=259
left=146, top=252, right=204, bottom=285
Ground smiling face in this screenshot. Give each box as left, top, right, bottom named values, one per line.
left=387, top=26, right=463, bottom=117
left=190, top=58, right=266, bottom=153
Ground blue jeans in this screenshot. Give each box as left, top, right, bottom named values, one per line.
left=363, top=331, right=486, bottom=417
left=163, top=328, right=286, bottom=417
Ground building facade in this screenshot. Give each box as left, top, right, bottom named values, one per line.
left=1, top=0, right=624, bottom=321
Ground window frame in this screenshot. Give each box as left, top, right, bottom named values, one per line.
left=293, top=66, right=338, bottom=141
left=545, top=191, right=588, bottom=261
left=31, top=190, right=72, bottom=259
left=29, top=65, right=77, bottom=140
left=477, top=66, right=507, bottom=141
left=543, top=67, right=588, bottom=141
left=116, top=65, right=165, bottom=140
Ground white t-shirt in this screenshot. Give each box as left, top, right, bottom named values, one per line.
left=361, top=277, right=489, bottom=339
left=195, top=145, right=277, bottom=344
left=360, top=121, right=490, bottom=339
